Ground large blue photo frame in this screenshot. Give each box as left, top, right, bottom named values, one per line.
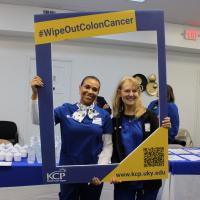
left=34, top=10, right=167, bottom=184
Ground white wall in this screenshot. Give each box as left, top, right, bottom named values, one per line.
left=1, top=3, right=200, bottom=52
left=1, top=35, right=200, bottom=145
left=167, top=52, right=200, bottom=144
left=0, top=35, right=157, bottom=144
left=0, top=3, right=200, bottom=146
left=52, top=40, right=158, bottom=104
left=0, top=37, right=32, bottom=144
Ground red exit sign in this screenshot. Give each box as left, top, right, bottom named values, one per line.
left=184, top=29, right=199, bottom=41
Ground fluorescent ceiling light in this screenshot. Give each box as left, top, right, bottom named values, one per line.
left=129, top=0, right=146, bottom=2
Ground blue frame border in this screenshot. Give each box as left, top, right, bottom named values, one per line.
left=34, top=10, right=167, bottom=184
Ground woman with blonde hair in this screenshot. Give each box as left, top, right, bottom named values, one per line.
left=111, top=76, right=170, bottom=200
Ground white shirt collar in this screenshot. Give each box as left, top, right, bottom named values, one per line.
left=72, top=103, right=99, bottom=122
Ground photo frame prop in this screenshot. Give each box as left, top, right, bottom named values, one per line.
left=34, top=10, right=168, bottom=184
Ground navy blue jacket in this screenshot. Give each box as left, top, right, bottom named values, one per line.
left=111, top=110, right=162, bottom=190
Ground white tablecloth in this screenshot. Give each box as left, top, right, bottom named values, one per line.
left=158, top=174, right=200, bottom=200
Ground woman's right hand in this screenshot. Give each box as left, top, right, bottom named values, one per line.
left=90, top=177, right=102, bottom=186
left=31, top=76, right=43, bottom=100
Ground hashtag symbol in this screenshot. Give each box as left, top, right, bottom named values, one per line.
left=39, top=30, right=43, bottom=37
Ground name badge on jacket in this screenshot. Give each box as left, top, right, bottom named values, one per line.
left=145, top=123, right=150, bottom=132
left=92, top=117, right=102, bottom=125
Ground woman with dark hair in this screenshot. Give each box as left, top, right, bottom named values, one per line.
left=111, top=76, right=171, bottom=200
left=148, top=84, right=179, bottom=144
left=31, top=75, right=113, bottom=200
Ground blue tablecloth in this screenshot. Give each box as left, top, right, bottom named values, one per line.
left=170, top=159, right=200, bottom=175
left=169, top=148, right=200, bottom=175
left=0, top=159, right=43, bottom=187
left=1, top=148, right=200, bottom=187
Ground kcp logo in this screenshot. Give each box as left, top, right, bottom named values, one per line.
left=47, top=168, right=66, bottom=182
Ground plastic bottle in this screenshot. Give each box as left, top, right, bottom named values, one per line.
left=35, top=143, right=42, bottom=163
left=55, top=144, right=60, bottom=164
left=27, top=146, right=35, bottom=164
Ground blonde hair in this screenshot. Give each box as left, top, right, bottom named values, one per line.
left=112, top=76, right=146, bottom=118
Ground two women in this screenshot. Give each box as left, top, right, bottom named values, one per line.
left=31, top=75, right=170, bottom=200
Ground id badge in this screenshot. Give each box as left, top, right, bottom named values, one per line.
left=92, top=117, right=102, bottom=126
left=145, top=123, right=150, bottom=132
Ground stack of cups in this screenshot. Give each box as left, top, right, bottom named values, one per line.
left=3, top=143, right=14, bottom=162
left=14, top=143, right=28, bottom=161
left=0, top=143, right=26, bottom=162
left=0, top=151, right=5, bottom=161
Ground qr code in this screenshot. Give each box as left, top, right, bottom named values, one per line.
left=143, top=147, right=164, bottom=167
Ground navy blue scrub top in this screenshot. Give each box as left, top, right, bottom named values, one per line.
left=54, top=103, right=112, bottom=165
left=121, top=115, right=143, bottom=156
left=121, top=115, right=143, bottom=189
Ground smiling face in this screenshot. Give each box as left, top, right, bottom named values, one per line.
left=119, top=80, right=140, bottom=106
left=79, top=78, right=100, bottom=106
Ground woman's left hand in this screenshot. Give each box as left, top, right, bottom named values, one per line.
left=90, top=177, right=102, bottom=185
left=110, top=177, right=122, bottom=184
left=161, top=117, right=171, bottom=129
